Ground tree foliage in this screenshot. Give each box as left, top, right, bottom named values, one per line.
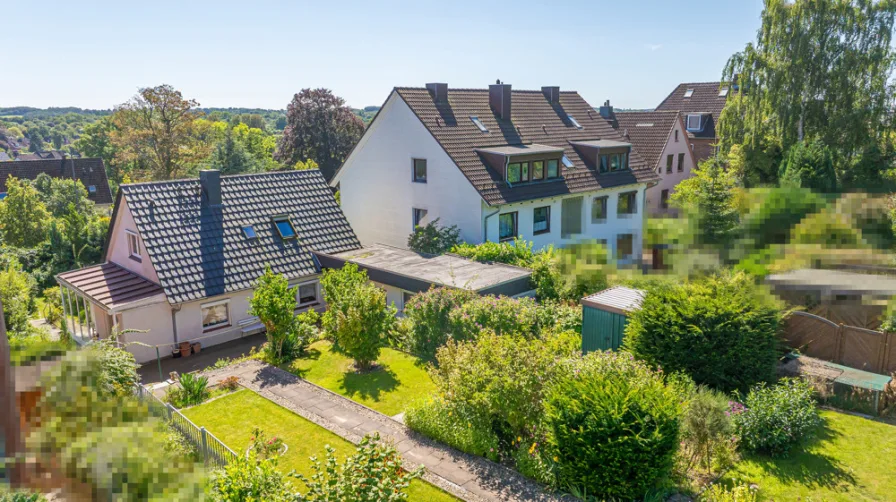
left=779, top=138, right=837, bottom=192
left=275, top=88, right=365, bottom=181
left=0, top=177, right=50, bottom=248
left=672, top=158, right=740, bottom=248
left=407, top=218, right=461, bottom=255
left=249, top=267, right=315, bottom=364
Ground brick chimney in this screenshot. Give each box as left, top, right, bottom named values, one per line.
left=199, top=169, right=222, bottom=208
left=489, top=80, right=512, bottom=120
left=542, top=86, right=560, bottom=104
left=426, top=83, right=448, bottom=103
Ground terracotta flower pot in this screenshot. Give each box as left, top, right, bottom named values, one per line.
left=179, top=342, right=191, bottom=358
left=191, top=342, right=201, bottom=354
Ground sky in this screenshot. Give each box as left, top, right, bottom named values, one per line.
left=0, top=0, right=765, bottom=111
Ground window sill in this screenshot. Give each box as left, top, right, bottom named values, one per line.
left=412, top=179, right=427, bottom=184
left=592, top=218, right=607, bottom=224
left=129, top=255, right=142, bottom=263
left=295, top=302, right=320, bottom=312
left=618, top=212, right=637, bottom=218
left=202, top=324, right=232, bottom=334
left=499, top=237, right=516, bottom=243
left=533, top=229, right=551, bottom=236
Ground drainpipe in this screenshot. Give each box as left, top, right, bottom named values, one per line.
left=171, top=304, right=181, bottom=347
left=483, top=208, right=500, bottom=243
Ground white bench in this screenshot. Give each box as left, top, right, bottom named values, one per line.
left=238, top=316, right=265, bottom=335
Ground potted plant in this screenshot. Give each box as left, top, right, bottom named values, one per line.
left=179, top=341, right=191, bottom=358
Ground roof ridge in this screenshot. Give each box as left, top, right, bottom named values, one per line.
left=396, top=86, right=581, bottom=95
left=120, top=169, right=320, bottom=189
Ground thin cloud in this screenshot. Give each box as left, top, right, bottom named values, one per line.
left=644, top=43, right=663, bottom=51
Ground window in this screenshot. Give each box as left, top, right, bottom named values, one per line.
left=402, top=291, right=415, bottom=312
left=470, top=116, right=488, bottom=133
left=413, top=158, right=427, bottom=183
left=533, top=206, right=550, bottom=234
left=498, top=212, right=517, bottom=241
left=686, top=114, right=702, bottom=131
left=297, top=282, right=319, bottom=306
left=599, top=155, right=608, bottom=173
left=609, top=154, right=622, bottom=171
left=660, top=189, right=670, bottom=209
left=618, top=191, right=637, bottom=215
left=201, top=300, right=230, bottom=331
left=547, top=159, right=559, bottom=178
left=532, top=161, right=544, bottom=181
left=274, top=216, right=297, bottom=239
left=567, top=114, right=583, bottom=129
left=675, top=129, right=679, bottom=142
left=719, top=86, right=729, bottom=97
left=561, top=155, right=574, bottom=168
left=126, top=230, right=140, bottom=259
left=616, top=234, right=634, bottom=260
left=666, top=154, right=673, bottom=174
left=242, top=225, right=256, bottom=239
left=592, top=196, right=608, bottom=222
left=561, top=197, right=583, bottom=237
left=507, top=163, right=521, bottom=183
left=684, top=88, right=694, bottom=98
left=412, top=208, right=428, bottom=228
left=677, top=153, right=685, bottom=172
left=521, top=162, right=530, bottom=182
left=88, top=185, right=97, bottom=194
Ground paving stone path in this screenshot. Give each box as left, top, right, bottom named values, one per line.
left=200, top=360, right=569, bottom=502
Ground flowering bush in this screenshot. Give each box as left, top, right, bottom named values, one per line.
left=447, top=295, right=540, bottom=341
left=219, top=375, right=241, bottom=392
left=732, top=378, right=821, bottom=456
left=249, top=427, right=285, bottom=460
left=535, top=300, right=582, bottom=334
left=401, top=287, right=476, bottom=359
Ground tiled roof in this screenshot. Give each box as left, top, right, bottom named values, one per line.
left=0, top=158, right=113, bottom=205
left=57, top=262, right=165, bottom=310
left=118, top=170, right=361, bottom=304
left=655, top=82, right=729, bottom=139
left=395, top=87, right=658, bottom=206
left=612, top=111, right=680, bottom=170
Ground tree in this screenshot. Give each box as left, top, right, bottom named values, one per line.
left=0, top=177, right=51, bottom=248
left=407, top=218, right=461, bottom=255
left=672, top=158, right=739, bottom=248
left=110, top=84, right=206, bottom=181
left=0, top=260, right=35, bottom=335
left=209, top=128, right=254, bottom=175
left=249, top=267, right=313, bottom=364
left=293, top=158, right=319, bottom=171
left=779, top=139, right=837, bottom=192
left=275, top=88, right=365, bottom=181
left=32, top=173, right=94, bottom=218
left=720, top=0, right=896, bottom=176
left=320, top=264, right=395, bottom=370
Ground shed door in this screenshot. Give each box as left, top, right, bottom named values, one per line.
left=582, top=306, right=628, bottom=353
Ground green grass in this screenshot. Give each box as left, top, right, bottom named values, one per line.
left=283, top=340, right=436, bottom=416
left=183, top=389, right=457, bottom=501
left=720, top=410, right=896, bottom=501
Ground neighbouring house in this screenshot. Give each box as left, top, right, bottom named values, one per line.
left=15, top=151, right=67, bottom=161
left=0, top=157, right=113, bottom=206
left=655, top=81, right=731, bottom=163
left=332, top=82, right=659, bottom=261
left=610, top=110, right=697, bottom=215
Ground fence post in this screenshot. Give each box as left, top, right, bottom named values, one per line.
left=834, top=323, right=844, bottom=363
left=156, top=347, right=163, bottom=382
left=201, top=426, right=209, bottom=467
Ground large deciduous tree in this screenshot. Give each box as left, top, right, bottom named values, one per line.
left=0, top=177, right=51, bottom=248
left=720, top=0, right=896, bottom=185
left=110, top=84, right=206, bottom=181
left=275, top=88, right=365, bottom=181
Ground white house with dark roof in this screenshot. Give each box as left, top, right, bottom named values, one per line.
left=332, top=82, right=659, bottom=260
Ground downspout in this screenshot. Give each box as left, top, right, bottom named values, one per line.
left=171, top=304, right=181, bottom=346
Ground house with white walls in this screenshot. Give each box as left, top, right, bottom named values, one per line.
left=610, top=110, right=697, bottom=215
left=332, top=82, right=660, bottom=260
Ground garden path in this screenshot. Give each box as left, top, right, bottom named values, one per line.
left=200, top=360, right=569, bottom=502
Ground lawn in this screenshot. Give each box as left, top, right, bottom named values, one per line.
left=283, top=340, right=436, bottom=416
left=720, top=410, right=896, bottom=501
left=183, top=388, right=457, bottom=501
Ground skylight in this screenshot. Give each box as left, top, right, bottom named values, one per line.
left=635, top=123, right=654, bottom=127
left=242, top=225, right=257, bottom=239
left=561, top=155, right=574, bottom=168
left=684, top=88, right=694, bottom=98
left=567, top=114, right=583, bottom=129
left=88, top=185, right=97, bottom=193
left=470, top=116, right=488, bottom=133
left=719, top=87, right=730, bottom=97
left=273, top=216, right=297, bottom=239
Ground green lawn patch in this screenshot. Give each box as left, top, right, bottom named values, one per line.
left=182, top=388, right=457, bottom=501
left=284, top=340, right=436, bottom=416
left=720, top=410, right=896, bottom=501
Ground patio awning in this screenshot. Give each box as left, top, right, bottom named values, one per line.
left=57, top=262, right=167, bottom=311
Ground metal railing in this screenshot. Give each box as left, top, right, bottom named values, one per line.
left=134, top=383, right=238, bottom=469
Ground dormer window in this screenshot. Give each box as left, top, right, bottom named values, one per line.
left=470, top=116, right=488, bottom=133
left=567, top=114, right=583, bottom=129
left=684, top=88, right=694, bottom=98
left=273, top=216, right=297, bottom=239
left=547, top=159, right=559, bottom=178
left=719, top=86, right=729, bottom=97
left=686, top=114, right=702, bottom=132
left=598, top=152, right=629, bottom=173
left=126, top=230, right=141, bottom=260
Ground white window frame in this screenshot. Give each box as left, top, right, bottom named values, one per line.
left=412, top=208, right=428, bottom=229
left=684, top=88, right=694, bottom=98
left=126, top=230, right=141, bottom=259
left=296, top=280, right=320, bottom=308
left=200, top=299, right=231, bottom=331
left=686, top=114, right=702, bottom=132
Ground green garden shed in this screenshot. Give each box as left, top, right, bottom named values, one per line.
left=581, top=286, right=645, bottom=353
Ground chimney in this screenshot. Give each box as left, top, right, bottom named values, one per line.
left=426, top=83, right=448, bottom=103
left=489, top=80, right=512, bottom=120
left=599, top=99, right=615, bottom=120
left=199, top=169, right=222, bottom=208
left=541, top=86, right=560, bottom=104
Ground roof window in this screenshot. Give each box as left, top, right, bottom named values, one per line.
left=561, top=155, right=574, bottom=168
left=719, top=87, right=729, bottom=97
left=242, top=225, right=257, bottom=239
left=635, top=123, right=654, bottom=127
left=470, top=116, right=488, bottom=133
left=567, top=114, right=583, bottom=129
left=273, top=216, right=297, bottom=239
left=87, top=185, right=97, bottom=194
left=684, top=88, right=694, bottom=98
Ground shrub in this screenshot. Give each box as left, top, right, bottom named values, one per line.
left=778, top=138, right=837, bottom=193
left=249, top=267, right=313, bottom=364
left=732, top=378, right=821, bottom=457
left=208, top=453, right=300, bottom=502
left=89, top=338, right=139, bottom=397
left=168, top=373, right=209, bottom=408
left=448, top=295, right=539, bottom=342
left=544, top=351, right=682, bottom=500
left=401, top=286, right=476, bottom=359
left=555, top=240, right=610, bottom=300
left=249, top=427, right=285, bottom=460
left=41, top=286, right=64, bottom=327
left=679, top=387, right=738, bottom=475
left=0, top=259, right=35, bottom=335
left=219, top=375, right=241, bottom=392
left=699, top=484, right=758, bottom=502
left=450, top=237, right=534, bottom=266
left=296, top=433, right=422, bottom=501
left=404, top=397, right=500, bottom=461
left=407, top=217, right=461, bottom=254
left=8, top=333, right=69, bottom=366
left=535, top=300, right=582, bottom=335
left=624, top=272, right=781, bottom=393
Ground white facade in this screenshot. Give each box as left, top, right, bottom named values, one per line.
left=644, top=118, right=697, bottom=215
left=336, top=91, right=647, bottom=258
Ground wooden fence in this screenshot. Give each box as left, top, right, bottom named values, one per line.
left=134, top=383, right=238, bottom=469
left=783, top=311, right=896, bottom=375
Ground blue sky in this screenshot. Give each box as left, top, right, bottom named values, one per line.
left=1, top=0, right=764, bottom=110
